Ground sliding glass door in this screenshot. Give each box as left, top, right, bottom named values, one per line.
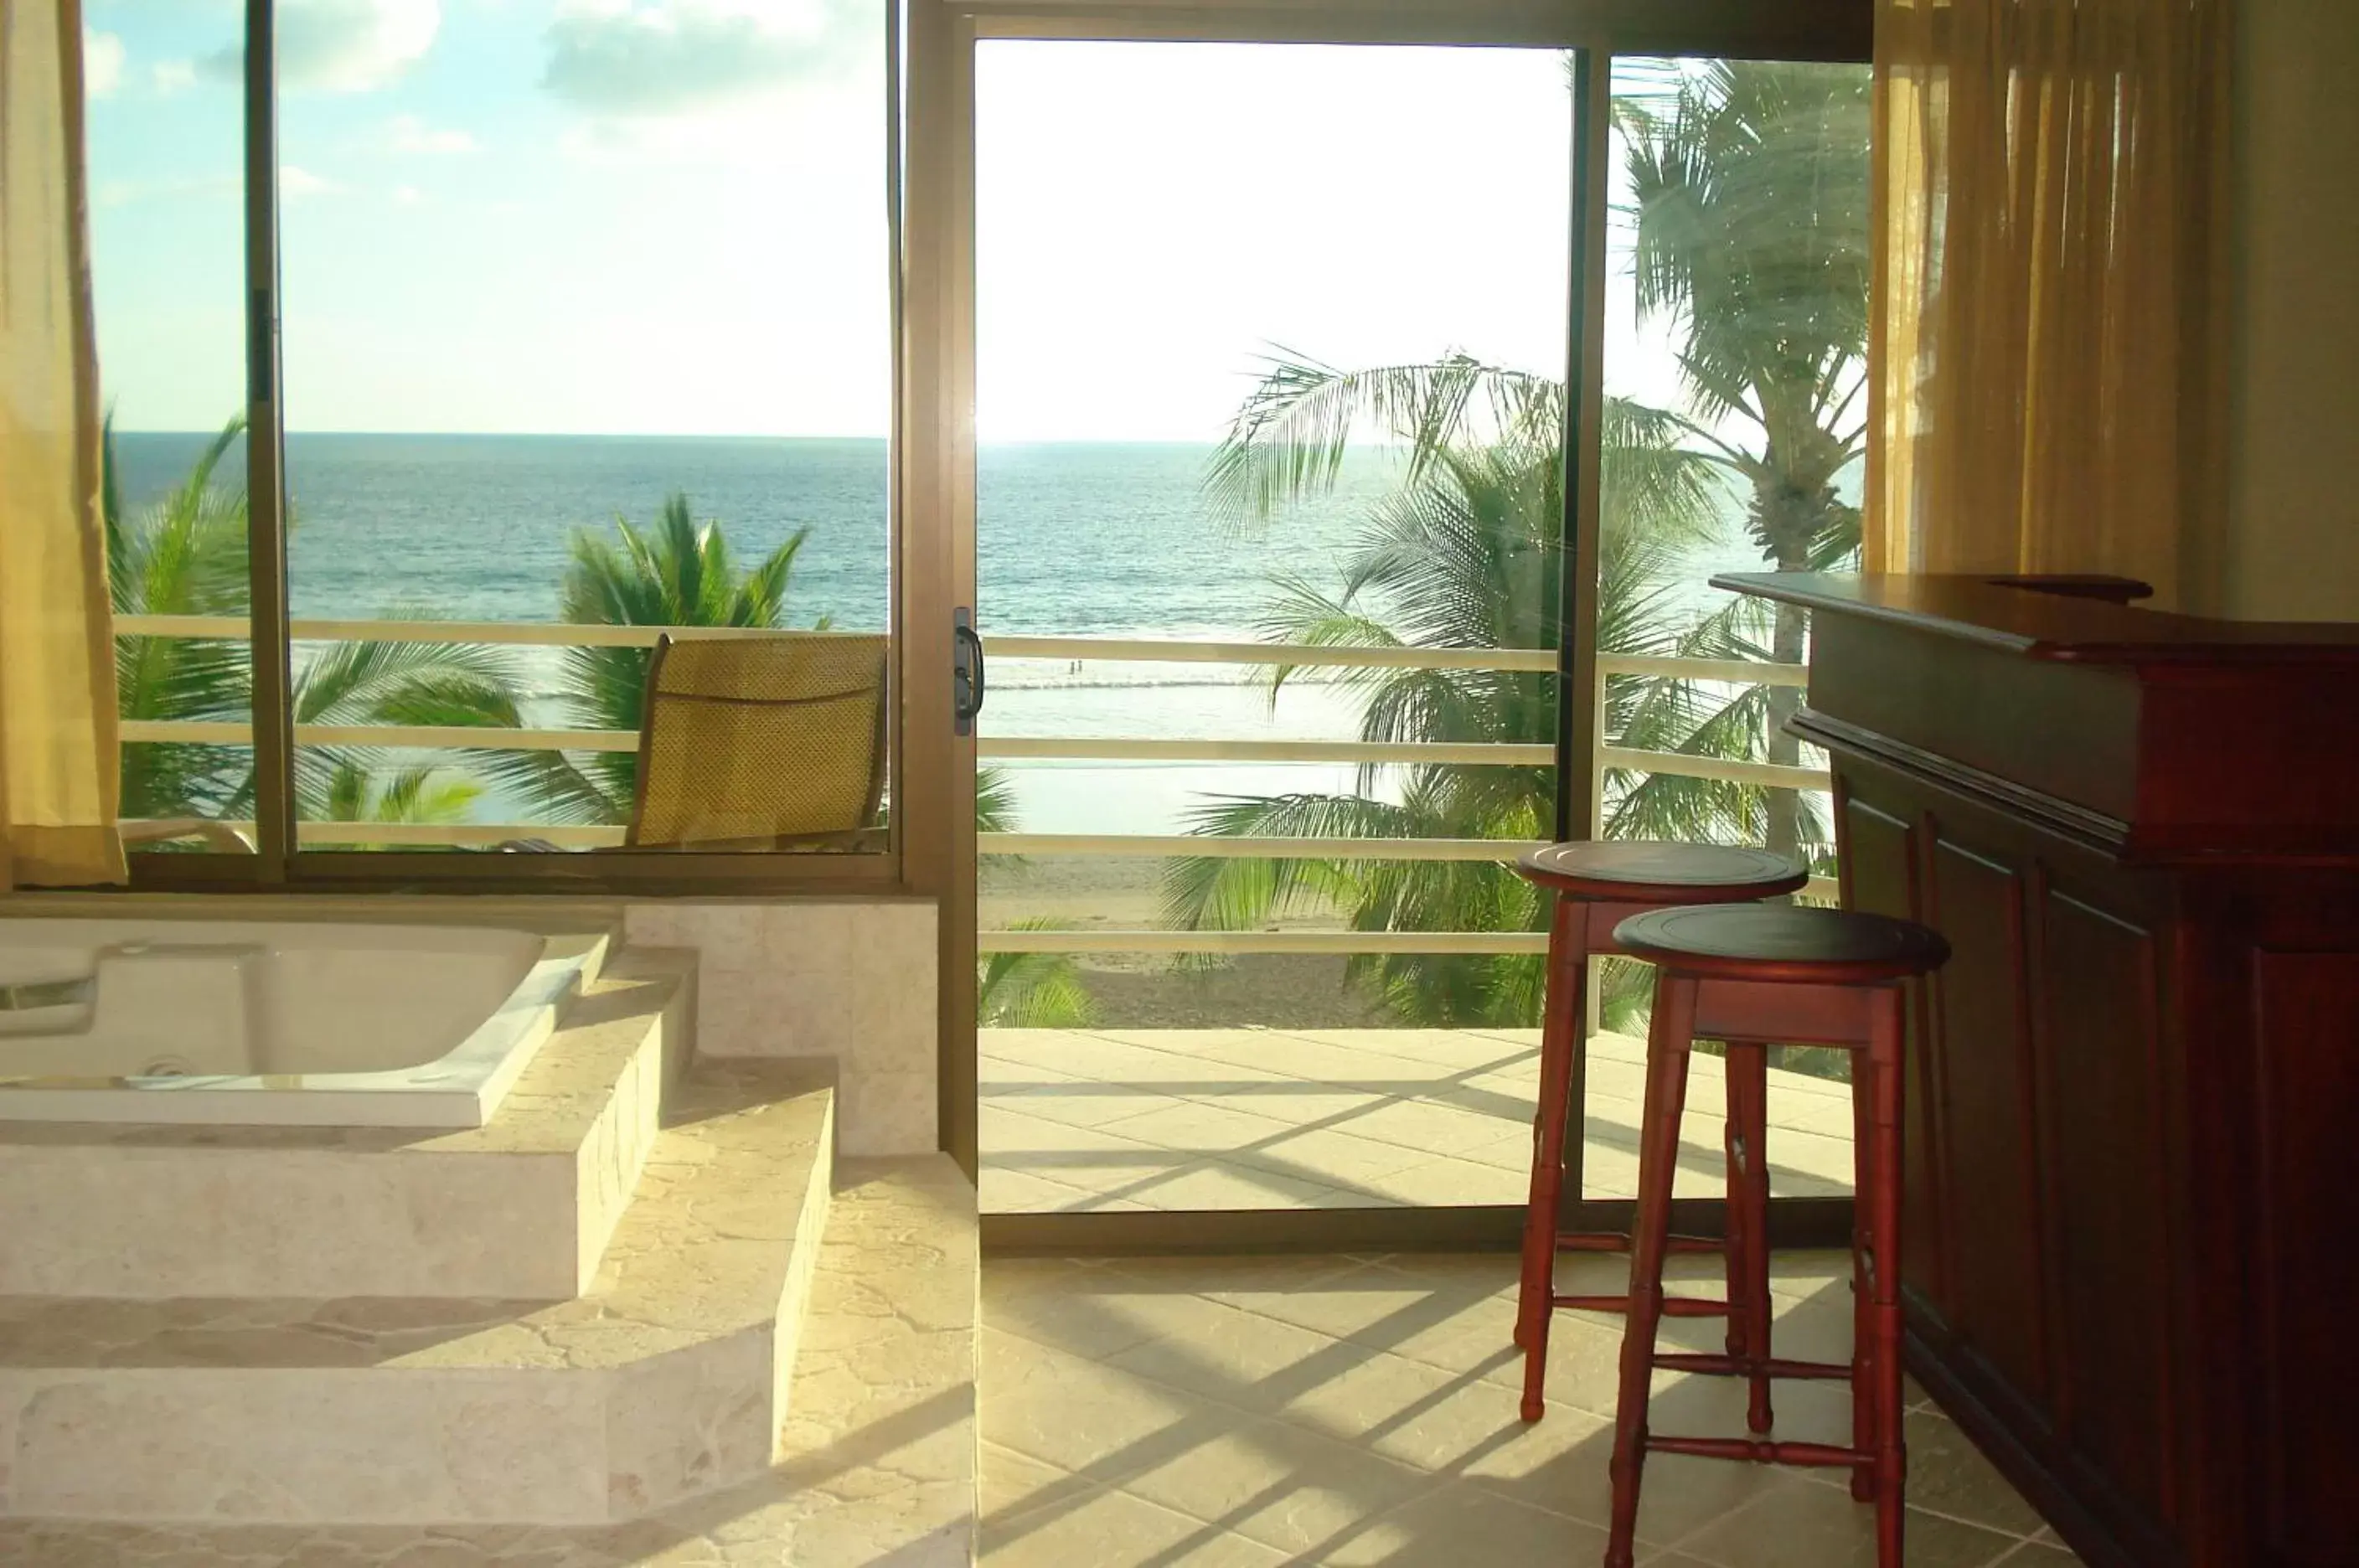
left=961, top=33, right=1591, bottom=1225
left=922, top=3, right=1874, bottom=1244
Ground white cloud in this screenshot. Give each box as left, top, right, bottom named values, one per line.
left=387, top=113, right=477, bottom=154
left=542, top=0, right=844, bottom=118
left=204, top=0, right=439, bottom=93
left=394, top=184, right=424, bottom=205
left=279, top=164, right=348, bottom=199
left=152, top=59, right=199, bottom=96
left=85, top=30, right=126, bottom=99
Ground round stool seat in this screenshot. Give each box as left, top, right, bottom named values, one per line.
left=1613, top=904, right=1949, bottom=985
left=1515, top=841, right=1808, bottom=904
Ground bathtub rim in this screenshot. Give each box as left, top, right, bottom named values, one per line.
left=0, top=920, right=608, bottom=1128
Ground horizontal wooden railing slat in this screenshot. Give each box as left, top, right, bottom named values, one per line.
left=974, top=929, right=1552, bottom=956
left=120, top=720, right=1830, bottom=790
left=111, top=616, right=1813, bottom=687
left=117, top=819, right=627, bottom=848
left=1598, top=746, right=1827, bottom=792
left=978, top=736, right=1557, bottom=766
left=119, top=720, right=642, bottom=753
left=984, top=633, right=1560, bottom=673
left=983, top=833, right=1545, bottom=861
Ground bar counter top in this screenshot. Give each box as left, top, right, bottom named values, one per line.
left=1712, top=570, right=2359, bottom=665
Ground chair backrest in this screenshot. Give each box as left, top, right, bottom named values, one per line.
left=627, top=632, right=888, bottom=851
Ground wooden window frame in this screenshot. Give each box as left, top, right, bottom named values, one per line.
left=121, top=0, right=922, bottom=900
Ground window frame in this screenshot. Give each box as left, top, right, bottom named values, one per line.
left=121, top=0, right=921, bottom=898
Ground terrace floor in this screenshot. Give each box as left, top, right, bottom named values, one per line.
left=980, top=1250, right=2079, bottom=1566
left=980, top=1028, right=1857, bottom=1214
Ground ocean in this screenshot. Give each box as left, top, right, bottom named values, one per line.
left=109, top=432, right=1434, bottom=834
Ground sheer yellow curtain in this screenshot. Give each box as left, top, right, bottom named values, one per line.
left=1869, top=0, right=2232, bottom=606
left=1, top=0, right=126, bottom=887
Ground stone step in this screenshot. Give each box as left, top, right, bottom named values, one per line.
left=0, top=1060, right=837, bottom=1528
left=0, top=1153, right=980, bottom=1565
left=0, top=943, right=692, bottom=1301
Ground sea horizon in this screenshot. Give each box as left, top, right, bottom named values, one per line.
left=108, top=430, right=1764, bottom=836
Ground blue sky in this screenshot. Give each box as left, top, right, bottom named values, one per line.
left=85, top=8, right=1672, bottom=441
left=85, top=0, right=888, bottom=436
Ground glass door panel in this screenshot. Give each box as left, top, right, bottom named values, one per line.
left=271, top=3, right=894, bottom=858
left=973, top=40, right=1576, bottom=1215
left=1585, top=56, right=1871, bottom=1203
left=85, top=8, right=259, bottom=857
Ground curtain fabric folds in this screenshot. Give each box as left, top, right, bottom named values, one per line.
left=0, top=0, right=126, bottom=887
left=1868, top=0, right=2232, bottom=606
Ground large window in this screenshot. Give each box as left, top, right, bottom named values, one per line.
left=86, top=1, right=896, bottom=872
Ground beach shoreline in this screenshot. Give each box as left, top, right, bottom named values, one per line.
left=981, top=854, right=1396, bottom=1028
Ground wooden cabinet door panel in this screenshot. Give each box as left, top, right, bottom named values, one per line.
left=1927, top=837, right=2048, bottom=1404
left=2036, top=888, right=2176, bottom=1527
left=2248, top=950, right=2359, bottom=1566
left=1841, top=786, right=1948, bottom=1317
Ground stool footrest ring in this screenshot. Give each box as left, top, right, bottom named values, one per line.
left=1556, top=1230, right=1725, bottom=1256
left=1645, top=1435, right=1873, bottom=1470
left=1652, top=1352, right=1852, bottom=1380
left=1552, top=1292, right=1732, bottom=1318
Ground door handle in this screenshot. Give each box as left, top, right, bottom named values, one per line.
left=953, top=608, right=986, bottom=736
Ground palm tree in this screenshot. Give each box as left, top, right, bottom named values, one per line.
left=111, top=416, right=253, bottom=823
left=278, top=632, right=524, bottom=835
left=107, top=415, right=519, bottom=839
left=973, top=766, right=1102, bottom=1026
left=311, top=761, right=484, bottom=846
left=978, top=920, right=1100, bottom=1028
left=1615, top=59, right=1871, bottom=857
left=1165, top=397, right=1762, bottom=1026
left=1160, top=59, right=1867, bottom=1024
left=483, top=493, right=813, bottom=826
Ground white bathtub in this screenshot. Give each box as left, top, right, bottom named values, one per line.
left=0, top=918, right=602, bottom=1127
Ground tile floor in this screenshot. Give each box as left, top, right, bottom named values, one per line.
left=980, top=1249, right=2078, bottom=1567
left=982, top=1028, right=1857, bottom=1213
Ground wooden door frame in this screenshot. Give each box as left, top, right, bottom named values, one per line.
left=907, top=0, right=1871, bottom=1254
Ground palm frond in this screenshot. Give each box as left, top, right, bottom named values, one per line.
left=1204, top=349, right=1561, bottom=525
left=979, top=920, right=1098, bottom=1028
left=541, top=493, right=813, bottom=822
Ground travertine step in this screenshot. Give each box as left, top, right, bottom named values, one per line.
left=0, top=1060, right=836, bottom=1527
left=0, top=1153, right=980, bottom=1564
left=0, top=944, right=691, bottom=1301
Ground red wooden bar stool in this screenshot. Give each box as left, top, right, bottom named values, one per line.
left=1512, top=843, right=1808, bottom=1424
left=1600, top=903, right=1950, bottom=1568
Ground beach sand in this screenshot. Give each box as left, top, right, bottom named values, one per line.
left=980, top=854, right=1392, bottom=1028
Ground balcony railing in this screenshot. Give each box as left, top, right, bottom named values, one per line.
left=112, top=617, right=1832, bottom=939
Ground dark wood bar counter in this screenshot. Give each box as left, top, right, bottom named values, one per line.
left=1713, top=573, right=2359, bottom=1568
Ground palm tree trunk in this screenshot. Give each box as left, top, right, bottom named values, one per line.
left=1756, top=457, right=1814, bottom=862
left=1764, top=598, right=1807, bottom=861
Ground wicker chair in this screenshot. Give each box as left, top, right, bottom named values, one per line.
left=621, top=632, right=889, bottom=853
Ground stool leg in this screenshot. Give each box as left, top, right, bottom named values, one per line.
left=1721, top=1044, right=1750, bottom=1364
left=1866, top=988, right=1910, bottom=1567
left=1517, top=900, right=1587, bottom=1419
left=1849, top=1048, right=1877, bottom=1503
left=1603, top=972, right=1696, bottom=1568
left=1727, top=1040, right=1774, bottom=1434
